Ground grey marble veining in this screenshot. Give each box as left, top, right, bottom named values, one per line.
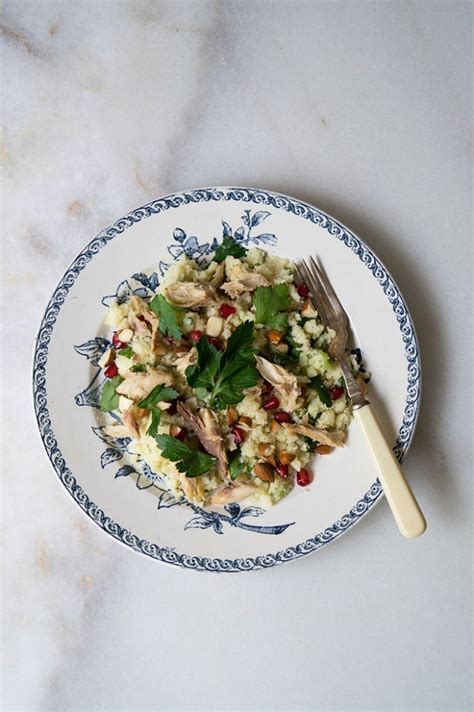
left=2, top=1, right=472, bottom=711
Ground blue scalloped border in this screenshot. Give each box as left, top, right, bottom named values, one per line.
left=32, top=187, right=421, bottom=572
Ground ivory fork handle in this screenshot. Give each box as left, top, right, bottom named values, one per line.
left=355, top=405, right=426, bottom=538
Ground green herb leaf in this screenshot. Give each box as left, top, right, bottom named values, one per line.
left=185, top=322, right=259, bottom=409
left=228, top=452, right=243, bottom=481
left=267, top=312, right=288, bottom=331
left=213, top=235, right=247, bottom=263
left=100, top=376, right=123, bottom=412
left=118, top=346, right=134, bottom=358
left=137, top=385, right=179, bottom=410
left=130, top=363, right=147, bottom=373
left=149, top=294, right=183, bottom=339
left=253, top=284, right=290, bottom=329
left=308, top=375, right=332, bottom=407
left=155, top=434, right=215, bottom=478
left=147, top=408, right=161, bottom=438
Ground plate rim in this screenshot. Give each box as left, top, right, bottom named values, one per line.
left=32, top=186, right=421, bottom=572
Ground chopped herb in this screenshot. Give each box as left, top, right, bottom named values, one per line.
left=118, top=346, right=134, bottom=358
left=155, top=434, right=216, bottom=478
left=308, top=375, right=332, bottom=407
left=147, top=408, right=162, bottom=438
left=130, top=363, right=147, bottom=373
left=185, top=322, right=259, bottom=410
left=100, top=376, right=123, bottom=412
left=137, top=385, right=179, bottom=438
left=228, top=452, right=243, bottom=481
left=213, top=235, right=247, bottom=263
left=253, top=284, right=290, bottom=331
left=149, top=294, right=183, bottom=339
left=137, top=385, right=179, bottom=410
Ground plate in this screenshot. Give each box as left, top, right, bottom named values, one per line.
left=33, top=187, right=421, bottom=572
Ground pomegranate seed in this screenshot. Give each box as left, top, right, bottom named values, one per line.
left=329, top=386, right=344, bottom=400
left=297, top=468, right=312, bottom=486
left=189, top=330, right=203, bottom=343
left=175, top=428, right=187, bottom=442
left=274, top=411, right=292, bottom=423
left=112, top=332, right=126, bottom=349
left=232, top=426, right=246, bottom=445
left=104, top=362, right=118, bottom=378
left=263, top=396, right=280, bottom=411
left=207, top=336, right=222, bottom=349
left=261, top=380, right=273, bottom=396
left=276, top=462, right=289, bottom=479
left=297, top=283, right=310, bottom=299
left=219, top=303, right=237, bottom=318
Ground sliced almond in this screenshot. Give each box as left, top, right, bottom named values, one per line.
left=279, top=450, right=295, bottom=465
left=271, top=420, right=281, bottom=433
left=301, top=298, right=318, bottom=318
left=206, top=316, right=224, bottom=338
left=117, top=328, right=133, bottom=343
left=226, top=407, right=239, bottom=426
left=264, top=455, right=277, bottom=467
left=258, top=442, right=274, bottom=457
left=267, top=329, right=284, bottom=345
left=275, top=343, right=289, bottom=353
left=154, top=342, right=169, bottom=356
left=254, top=462, right=275, bottom=483
left=98, top=348, right=115, bottom=368
left=238, top=416, right=252, bottom=428
left=170, top=424, right=182, bottom=438
left=316, top=444, right=334, bottom=455
left=157, top=401, right=172, bottom=410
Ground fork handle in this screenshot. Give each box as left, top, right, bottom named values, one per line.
left=355, top=405, right=426, bottom=538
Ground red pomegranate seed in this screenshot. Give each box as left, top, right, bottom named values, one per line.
left=175, top=428, right=187, bottom=442
left=219, top=303, right=237, bottom=318
left=232, top=426, right=246, bottom=445
left=329, top=386, right=344, bottom=401
left=263, top=396, right=280, bottom=411
left=104, top=362, right=118, bottom=378
left=262, top=380, right=273, bottom=396
left=297, top=283, right=309, bottom=299
left=274, top=411, right=292, bottom=423
left=112, top=332, right=126, bottom=349
left=189, top=330, right=203, bottom=343
left=276, top=462, right=289, bottom=478
left=296, top=468, right=312, bottom=486
left=207, top=336, right=222, bottom=349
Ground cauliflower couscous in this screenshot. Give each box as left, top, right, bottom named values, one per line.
left=98, top=237, right=368, bottom=507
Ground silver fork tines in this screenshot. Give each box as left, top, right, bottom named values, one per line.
left=297, top=257, right=367, bottom=409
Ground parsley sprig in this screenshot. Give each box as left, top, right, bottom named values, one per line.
left=308, top=375, right=331, bottom=407
left=137, top=385, right=179, bottom=438
left=253, top=284, right=290, bottom=331
left=213, top=235, right=247, bottom=263
left=149, top=294, right=183, bottom=339
left=185, top=321, right=259, bottom=409
left=155, top=434, right=215, bottom=478
left=100, top=376, right=123, bottom=412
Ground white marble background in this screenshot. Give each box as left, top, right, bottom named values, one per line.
left=1, top=1, right=472, bottom=710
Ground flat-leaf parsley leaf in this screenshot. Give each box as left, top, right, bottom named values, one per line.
left=213, top=236, right=247, bottom=263
left=155, top=434, right=215, bottom=478
left=149, top=294, right=183, bottom=339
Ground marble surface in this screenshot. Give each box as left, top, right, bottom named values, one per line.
left=1, top=1, right=472, bottom=710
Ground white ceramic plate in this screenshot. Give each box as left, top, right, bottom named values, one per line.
left=33, top=188, right=420, bottom=572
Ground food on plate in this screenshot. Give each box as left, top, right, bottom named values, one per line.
left=99, top=238, right=369, bottom=507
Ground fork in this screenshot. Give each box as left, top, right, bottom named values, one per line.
left=297, top=257, right=426, bottom=539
